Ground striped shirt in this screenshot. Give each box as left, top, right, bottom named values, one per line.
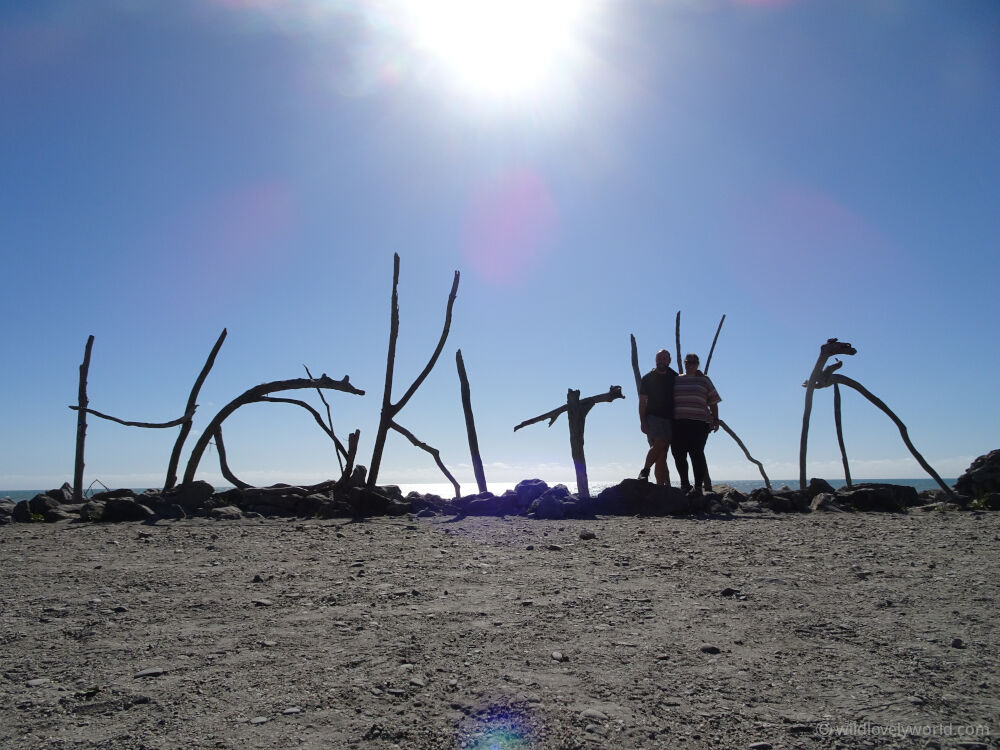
left=674, top=374, right=721, bottom=422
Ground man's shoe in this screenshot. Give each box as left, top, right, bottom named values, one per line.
left=680, top=484, right=692, bottom=494
left=638, top=467, right=650, bottom=481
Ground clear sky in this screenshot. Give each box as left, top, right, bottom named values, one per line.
left=2, top=0, right=998, bottom=492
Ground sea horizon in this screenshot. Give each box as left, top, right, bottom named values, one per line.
left=1, top=477, right=959, bottom=504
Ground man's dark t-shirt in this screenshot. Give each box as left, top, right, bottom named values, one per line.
left=640, top=369, right=677, bottom=419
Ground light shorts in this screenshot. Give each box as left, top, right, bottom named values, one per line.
left=646, top=414, right=672, bottom=442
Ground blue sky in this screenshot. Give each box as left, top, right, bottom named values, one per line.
left=2, top=0, right=997, bottom=492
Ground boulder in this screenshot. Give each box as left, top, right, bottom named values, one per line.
left=954, top=449, right=1000, bottom=499
left=29, top=494, right=61, bottom=516
left=465, top=493, right=511, bottom=516
left=349, top=487, right=390, bottom=517
left=837, top=483, right=916, bottom=512
left=515, top=479, right=549, bottom=506
left=92, top=488, right=138, bottom=501
left=166, top=480, right=215, bottom=511
left=44, top=507, right=78, bottom=522
left=810, top=492, right=848, bottom=512
left=316, top=499, right=355, bottom=518
left=102, top=497, right=155, bottom=522
left=530, top=493, right=565, bottom=520
left=12, top=500, right=34, bottom=523
left=45, top=483, right=74, bottom=503
left=764, top=488, right=810, bottom=513
left=806, top=477, right=837, bottom=498
left=208, top=505, right=243, bottom=521
left=79, top=501, right=106, bottom=522
left=594, top=480, right=692, bottom=516
left=0, top=498, right=14, bottom=523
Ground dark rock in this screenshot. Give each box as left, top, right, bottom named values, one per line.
left=530, top=492, right=565, bottom=520
left=806, top=477, right=836, bottom=498
left=349, top=487, right=390, bottom=517
left=166, top=480, right=215, bottom=510
left=810, top=492, right=848, bottom=512
left=977, top=492, right=1000, bottom=510
left=465, top=493, right=515, bottom=517
left=378, top=485, right=404, bottom=503
left=765, top=489, right=810, bottom=513
left=29, top=494, right=61, bottom=516
left=385, top=499, right=411, bottom=516
left=209, top=505, right=243, bottom=521
left=45, top=482, right=74, bottom=503
left=594, top=479, right=692, bottom=516
left=514, top=478, right=549, bottom=506
left=79, top=501, right=106, bottom=522
left=316, top=499, right=354, bottom=518
left=722, top=489, right=747, bottom=508
left=12, top=500, right=34, bottom=523
left=91, top=488, right=138, bottom=502
left=44, top=507, right=78, bottom=522
left=838, top=483, right=916, bottom=512
left=954, top=449, right=1000, bottom=498
left=102, top=497, right=155, bottom=523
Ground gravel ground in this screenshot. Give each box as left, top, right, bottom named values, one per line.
left=2, top=510, right=999, bottom=749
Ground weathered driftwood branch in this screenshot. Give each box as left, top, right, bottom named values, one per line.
left=833, top=383, right=852, bottom=488
left=674, top=311, right=682, bottom=374
left=368, top=253, right=461, bottom=488
left=827, top=374, right=954, bottom=497
left=164, top=329, right=227, bottom=491
left=456, top=349, right=487, bottom=493
left=629, top=334, right=642, bottom=396
left=74, top=335, right=95, bottom=502
left=390, top=421, right=461, bottom=499
left=514, top=385, right=624, bottom=500
left=718, top=419, right=771, bottom=491
left=304, top=364, right=344, bottom=472
left=704, top=314, right=726, bottom=375
left=69, top=406, right=195, bottom=429
left=259, top=396, right=350, bottom=459
left=799, top=338, right=857, bottom=489
left=213, top=427, right=249, bottom=489
left=182, top=375, right=364, bottom=486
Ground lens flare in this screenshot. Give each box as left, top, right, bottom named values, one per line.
left=463, top=169, right=558, bottom=286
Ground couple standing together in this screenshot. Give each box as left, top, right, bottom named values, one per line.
left=638, top=349, right=721, bottom=495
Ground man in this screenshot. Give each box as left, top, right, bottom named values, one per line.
left=638, top=349, right=677, bottom=485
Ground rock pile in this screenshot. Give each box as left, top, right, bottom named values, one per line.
left=3, top=459, right=997, bottom=525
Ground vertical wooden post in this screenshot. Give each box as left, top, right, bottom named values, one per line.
left=456, top=349, right=487, bottom=493
left=834, top=382, right=852, bottom=488
left=565, top=389, right=590, bottom=500
left=74, top=335, right=95, bottom=502
left=674, top=311, right=682, bottom=374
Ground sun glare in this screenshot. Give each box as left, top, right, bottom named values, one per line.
left=400, top=0, right=599, bottom=104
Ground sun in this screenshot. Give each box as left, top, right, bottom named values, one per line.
left=400, top=0, right=600, bottom=104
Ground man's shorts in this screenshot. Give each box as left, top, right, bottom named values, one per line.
left=646, top=415, right=672, bottom=442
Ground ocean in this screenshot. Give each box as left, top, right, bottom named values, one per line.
left=1, top=478, right=958, bottom=504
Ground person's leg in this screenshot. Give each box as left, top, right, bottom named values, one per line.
left=689, top=421, right=711, bottom=491
left=671, top=420, right=692, bottom=491
left=652, top=437, right=670, bottom=485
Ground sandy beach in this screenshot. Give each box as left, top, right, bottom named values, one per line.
left=2, top=510, right=998, bottom=749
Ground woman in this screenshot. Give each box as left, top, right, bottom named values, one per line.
left=671, top=353, right=721, bottom=495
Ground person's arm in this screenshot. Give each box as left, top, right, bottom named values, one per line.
left=706, top=377, right=720, bottom=432
left=639, top=394, right=649, bottom=433
left=708, top=402, right=719, bottom=432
